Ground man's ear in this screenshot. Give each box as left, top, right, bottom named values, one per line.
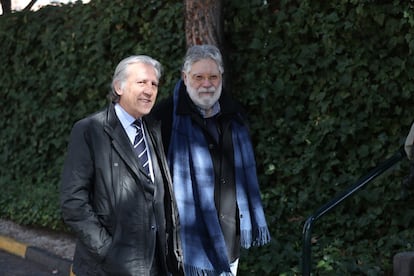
left=182, top=71, right=188, bottom=85
left=114, top=80, right=123, bottom=95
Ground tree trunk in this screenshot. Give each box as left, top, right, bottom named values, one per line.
left=184, top=0, right=232, bottom=91
left=184, top=0, right=224, bottom=49
left=0, top=0, right=11, bottom=15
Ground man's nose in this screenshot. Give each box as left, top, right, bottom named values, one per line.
left=201, top=78, right=214, bottom=87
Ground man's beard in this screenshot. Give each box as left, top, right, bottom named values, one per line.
left=187, top=83, right=222, bottom=110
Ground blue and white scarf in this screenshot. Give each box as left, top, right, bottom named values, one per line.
left=168, top=81, right=271, bottom=275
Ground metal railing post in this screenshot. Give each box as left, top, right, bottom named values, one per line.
left=302, top=147, right=406, bottom=275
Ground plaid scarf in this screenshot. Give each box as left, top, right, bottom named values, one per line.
left=168, top=81, right=271, bottom=275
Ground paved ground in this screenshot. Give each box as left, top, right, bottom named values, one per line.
left=0, top=218, right=76, bottom=275
left=0, top=219, right=75, bottom=261
left=0, top=249, right=55, bottom=275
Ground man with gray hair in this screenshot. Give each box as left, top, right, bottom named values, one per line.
left=152, top=45, right=271, bottom=275
left=60, top=55, right=184, bottom=275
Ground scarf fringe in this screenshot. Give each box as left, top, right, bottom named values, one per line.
left=240, top=226, right=271, bottom=249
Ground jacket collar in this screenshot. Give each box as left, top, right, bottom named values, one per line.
left=103, top=103, right=155, bottom=193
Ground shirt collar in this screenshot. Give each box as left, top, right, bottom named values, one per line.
left=114, top=103, right=136, bottom=128
left=197, top=101, right=221, bottom=118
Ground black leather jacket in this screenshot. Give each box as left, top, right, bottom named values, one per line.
left=60, top=103, right=183, bottom=275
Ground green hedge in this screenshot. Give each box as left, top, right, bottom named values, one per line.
left=1, top=0, right=414, bottom=274
left=0, top=0, right=185, bottom=227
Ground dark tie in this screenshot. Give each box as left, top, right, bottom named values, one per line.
left=133, top=120, right=150, bottom=176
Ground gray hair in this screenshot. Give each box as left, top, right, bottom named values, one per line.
left=109, top=55, right=162, bottom=102
left=182, top=45, right=224, bottom=74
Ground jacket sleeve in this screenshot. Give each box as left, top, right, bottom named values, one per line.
left=60, top=119, right=112, bottom=260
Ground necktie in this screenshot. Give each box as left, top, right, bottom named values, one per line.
left=133, top=120, right=150, bottom=176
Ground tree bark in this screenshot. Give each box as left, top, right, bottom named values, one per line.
left=184, top=0, right=224, bottom=49
left=184, top=0, right=232, bottom=91
left=0, top=0, right=11, bottom=15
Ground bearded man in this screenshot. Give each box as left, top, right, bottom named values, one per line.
left=151, top=44, right=271, bottom=276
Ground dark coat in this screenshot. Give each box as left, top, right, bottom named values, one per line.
left=60, top=103, right=183, bottom=276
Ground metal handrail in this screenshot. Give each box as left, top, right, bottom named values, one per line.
left=302, top=146, right=406, bottom=276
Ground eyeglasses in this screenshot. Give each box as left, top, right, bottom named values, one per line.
left=190, top=74, right=221, bottom=84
